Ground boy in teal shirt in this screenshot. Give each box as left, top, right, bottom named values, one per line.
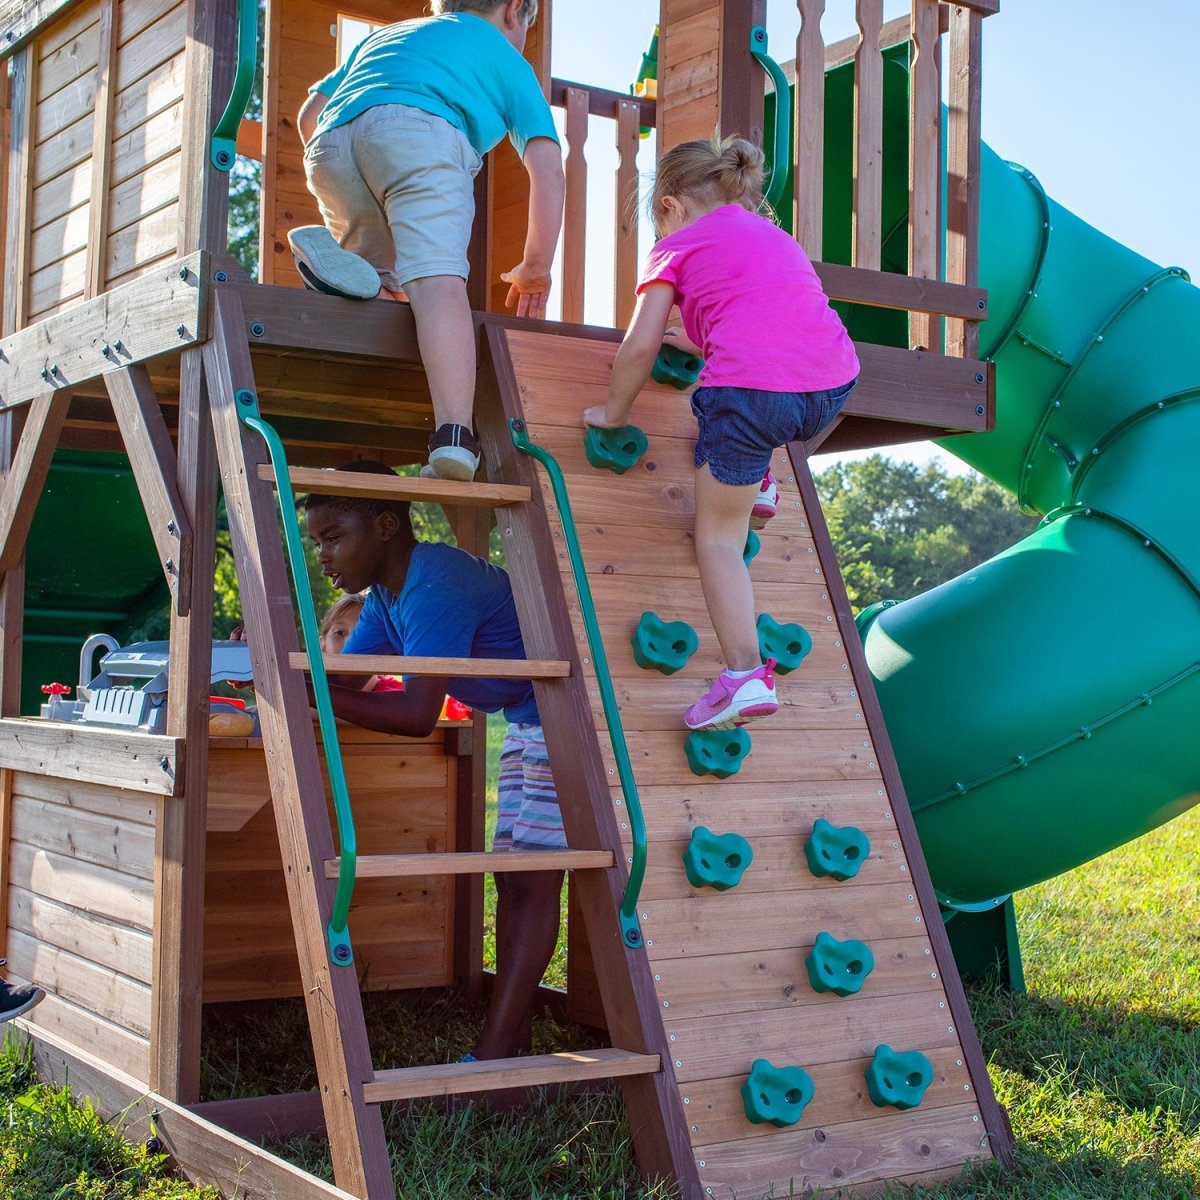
left=290, top=0, right=565, bottom=482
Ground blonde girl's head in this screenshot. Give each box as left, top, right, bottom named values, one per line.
left=319, top=593, right=367, bottom=655
left=432, top=0, right=539, bottom=26
left=650, top=134, right=765, bottom=236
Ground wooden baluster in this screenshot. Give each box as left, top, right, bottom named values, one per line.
left=562, top=87, right=589, bottom=325
left=852, top=0, right=884, bottom=270
left=613, top=99, right=641, bottom=330
left=946, top=3, right=983, bottom=359
left=909, top=0, right=940, bottom=351
left=794, top=0, right=826, bottom=259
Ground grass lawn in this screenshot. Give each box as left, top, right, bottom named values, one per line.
left=1, top=744, right=1197, bottom=1197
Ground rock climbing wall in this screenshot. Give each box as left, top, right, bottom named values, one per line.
left=497, top=326, right=1006, bottom=1197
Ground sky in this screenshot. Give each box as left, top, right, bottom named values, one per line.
left=547, top=0, right=1200, bottom=475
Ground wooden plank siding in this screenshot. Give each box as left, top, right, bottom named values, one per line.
left=491, top=324, right=1009, bottom=1194
left=5, top=769, right=158, bottom=1082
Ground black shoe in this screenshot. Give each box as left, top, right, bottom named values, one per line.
left=0, top=963, right=45, bottom=1022
left=420, top=424, right=481, bottom=481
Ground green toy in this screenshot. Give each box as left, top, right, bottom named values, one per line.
left=651, top=343, right=703, bottom=390
left=685, top=728, right=752, bottom=779
left=804, top=817, right=871, bottom=881
left=682, top=827, right=753, bottom=891
left=805, top=931, right=875, bottom=997
left=741, top=1059, right=815, bottom=1128
left=756, top=614, right=812, bottom=675
left=583, top=424, right=649, bottom=474
left=864, top=1045, right=934, bottom=1110
left=743, top=529, right=761, bottom=567
left=631, top=612, right=699, bottom=675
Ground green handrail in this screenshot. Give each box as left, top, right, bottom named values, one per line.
left=235, top=389, right=357, bottom=967
left=210, top=0, right=260, bottom=171
left=750, top=25, right=792, bottom=214
left=509, top=419, right=647, bottom=949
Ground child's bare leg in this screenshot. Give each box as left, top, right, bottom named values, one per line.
left=472, top=868, right=564, bottom=1060
left=402, top=274, right=476, bottom=430
left=694, top=465, right=762, bottom=671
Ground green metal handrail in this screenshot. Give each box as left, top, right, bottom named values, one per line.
left=509, top=419, right=647, bottom=949
left=210, top=0, right=260, bottom=171
left=235, top=389, right=357, bottom=967
left=750, top=25, right=792, bottom=214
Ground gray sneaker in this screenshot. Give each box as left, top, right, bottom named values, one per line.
left=287, top=226, right=381, bottom=300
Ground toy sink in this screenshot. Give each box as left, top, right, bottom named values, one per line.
left=42, top=639, right=254, bottom=733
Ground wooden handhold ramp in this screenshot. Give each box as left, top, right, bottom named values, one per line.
left=476, top=322, right=1013, bottom=1199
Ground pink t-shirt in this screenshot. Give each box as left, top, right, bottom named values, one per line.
left=638, top=204, right=859, bottom=392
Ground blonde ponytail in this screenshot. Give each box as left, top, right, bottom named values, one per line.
left=650, top=134, right=765, bottom=234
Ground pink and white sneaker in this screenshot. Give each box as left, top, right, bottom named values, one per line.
left=750, top=468, right=779, bottom=530
left=684, top=659, right=778, bottom=731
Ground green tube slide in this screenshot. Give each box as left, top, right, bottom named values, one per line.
left=773, top=48, right=1200, bottom=917
left=858, top=141, right=1200, bottom=908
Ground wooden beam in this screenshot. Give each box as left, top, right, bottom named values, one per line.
left=551, top=79, right=656, bottom=126
left=203, top=287, right=393, bottom=1200
left=261, top=464, right=529, bottom=507
left=852, top=0, right=885, bottom=270
left=84, top=2, right=118, bottom=300
left=794, top=0, right=827, bottom=257
left=150, top=347, right=216, bottom=1104
left=329, top=850, right=615, bottom=878
left=909, top=0, right=941, bottom=351
left=844, top=342, right=992, bottom=432
left=814, top=261, right=987, bottom=320
left=613, top=100, right=641, bottom=328
left=104, top=367, right=193, bottom=616
left=720, top=0, right=767, bottom=149
left=0, top=720, right=182, bottom=795
left=2, top=47, right=32, bottom=335
left=366, top=1048, right=660, bottom=1103
left=289, top=653, right=570, bottom=679
left=0, top=0, right=90, bottom=56
left=24, top=1025, right=363, bottom=1200
left=0, top=253, right=207, bottom=410
left=0, top=412, right=21, bottom=716
left=0, top=391, right=69, bottom=575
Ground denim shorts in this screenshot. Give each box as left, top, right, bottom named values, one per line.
left=691, top=379, right=858, bottom=485
left=303, top=105, right=483, bottom=289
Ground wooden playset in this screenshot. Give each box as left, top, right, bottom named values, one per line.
left=0, top=0, right=1012, bottom=1196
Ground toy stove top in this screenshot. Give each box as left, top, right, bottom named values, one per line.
left=45, top=639, right=254, bottom=733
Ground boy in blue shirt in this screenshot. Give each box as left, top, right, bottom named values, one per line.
left=290, top=0, right=565, bottom=483
left=304, top=462, right=565, bottom=1060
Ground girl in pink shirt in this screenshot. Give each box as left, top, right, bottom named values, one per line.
left=583, top=136, right=858, bottom=731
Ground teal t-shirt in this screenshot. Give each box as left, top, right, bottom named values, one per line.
left=310, top=14, right=558, bottom=158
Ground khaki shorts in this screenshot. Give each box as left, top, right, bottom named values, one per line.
left=302, top=104, right=483, bottom=289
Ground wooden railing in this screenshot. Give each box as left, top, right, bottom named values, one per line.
left=549, top=79, right=655, bottom=329
left=792, top=0, right=997, bottom=357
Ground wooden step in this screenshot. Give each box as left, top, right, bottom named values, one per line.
left=326, top=849, right=616, bottom=879
left=289, top=652, right=571, bottom=679
left=257, top=464, right=530, bottom=507
left=364, top=1048, right=661, bottom=1103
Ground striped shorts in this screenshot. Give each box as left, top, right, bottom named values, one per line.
left=494, top=723, right=566, bottom=851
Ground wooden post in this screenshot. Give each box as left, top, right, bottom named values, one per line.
left=203, top=288, right=393, bottom=1200
left=852, top=0, right=884, bottom=270
left=613, top=99, right=641, bottom=328
left=719, top=0, right=766, bottom=144
left=561, top=86, right=589, bottom=325
left=946, top=3, right=983, bottom=359
left=0, top=411, right=23, bottom=720
left=2, top=46, right=32, bottom=333
left=794, top=0, right=827, bottom=258
left=148, top=348, right=215, bottom=1103
left=908, top=0, right=941, bottom=352
left=84, top=1, right=118, bottom=299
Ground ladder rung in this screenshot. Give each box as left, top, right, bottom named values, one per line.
left=289, top=652, right=571, bottom=679
left=364, top=1049, right=661, bottom=1103
left=326, top=850, right=615, bottom=878
left=257, top=464, right=530, bottom=507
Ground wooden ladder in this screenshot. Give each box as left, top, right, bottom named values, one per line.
left=200, top=291, right=696, bottom=1198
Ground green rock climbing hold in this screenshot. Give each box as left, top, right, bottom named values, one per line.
left=743, top=529, right=761, bottom=566
left=583, top=424, right=649, bottom=474
left=756, top=613, right=812, bottom=675
left=804, top=817, right=871, bottom=881
left=805, top=930, right=876, bottom=996
left=685, top=728, right=752, bottom=779
left=864, top=1045, right=934, bottom=1110
left=682, top=826, right=754, bottom=891
left=631, top=611, right=699, bottom=675
left=741, top=1058, right=815, bottom=1127
left=651, top=342, right=703, bottom=390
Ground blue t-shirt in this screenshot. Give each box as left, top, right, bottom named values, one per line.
left=344, top=542, right=538, bottom=724
left=310, top=14, right=559, bottom=158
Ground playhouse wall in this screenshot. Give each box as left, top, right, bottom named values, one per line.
left=203, top=726, right=463, bottom=1003
left=17, top=0, right=187, bottom=327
